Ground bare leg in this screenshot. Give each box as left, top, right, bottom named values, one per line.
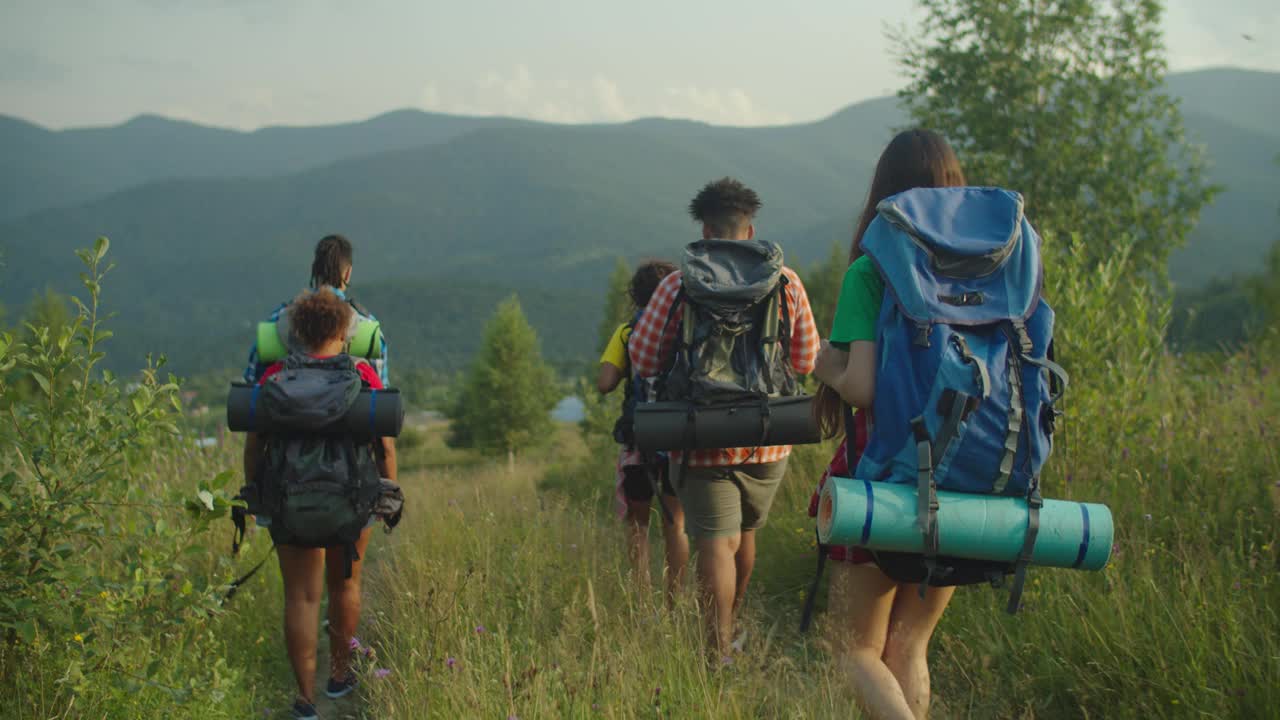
left=624, top=500, right=653, bottom=590
left=732, top=529, right=757, bottom=612
left=827, top=562, right=916, bottom=720
left=882, top=584, right=955, bottom=720
left=694, top=533, right=741, bottom=656
left=660, top=494, right=689, bottom=607
left=325, top=527, right=374, bottom=680
left=277, top=545, right=326, bottom=704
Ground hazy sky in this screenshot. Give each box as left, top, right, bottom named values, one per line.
left=2, top=0, right=1277, bottom=130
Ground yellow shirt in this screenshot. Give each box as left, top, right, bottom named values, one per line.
left=599, top=322, right=631, bottom=370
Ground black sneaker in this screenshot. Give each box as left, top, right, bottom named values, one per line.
left=325, top=672, right=358, bottom=699
left=291, top=700, right=319, bottom=720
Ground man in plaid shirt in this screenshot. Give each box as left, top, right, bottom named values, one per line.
left=629, top=178, right=819, bottom=655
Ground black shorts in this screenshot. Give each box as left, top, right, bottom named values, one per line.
left=621, top=462, right=675, bottom=503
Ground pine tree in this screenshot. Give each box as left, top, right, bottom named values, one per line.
left=896, top=0, right=1217, bottom=279
left=801, top=242, right=847, bottom=337
left=448, top=295, right=561, bottom=460
left=596, top=258, right=633, bottom=352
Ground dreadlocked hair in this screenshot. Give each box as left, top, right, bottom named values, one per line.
left=628, top=260, right=678, bottom=308
left=688, top=177, right=762, bottom=238
left=289, top=288, right=353, bottom=352
left=310, top=234, right=353, bottom=289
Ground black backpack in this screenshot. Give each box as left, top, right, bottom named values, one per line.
left=658, top=239, right=799, bottom=405
left=247, top=354, right=381, bottom=576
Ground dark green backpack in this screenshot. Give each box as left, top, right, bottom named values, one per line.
left=658, top=239, right=799, bottom=405
left=251, top=354, right=381, bottom=575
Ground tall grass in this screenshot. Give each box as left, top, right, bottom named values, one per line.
left=358, top=349, right=1277, bottom=719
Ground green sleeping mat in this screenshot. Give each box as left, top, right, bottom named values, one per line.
left=817, top=476, right=1112, bottom=571
left=256, top=316, right=383, bottom=363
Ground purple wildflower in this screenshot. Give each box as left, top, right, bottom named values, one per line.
left=373, top=668, right=392, bottom=679
left=476, top=625, right=487, bottom=634
left=446, top=657, right=457, bottom=669
left=1121, top=448, right=1130, bottom=460
left=349, top=636, right=362, bottom=650
left=1233, top=581, right=1242, bottom=590
left=654, top=686, right=662, bottom=697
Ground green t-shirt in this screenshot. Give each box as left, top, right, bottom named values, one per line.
left=828, top=255, right=884, bottom=349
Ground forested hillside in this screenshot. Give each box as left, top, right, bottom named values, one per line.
left=1, top=69, right=1276, bottom=375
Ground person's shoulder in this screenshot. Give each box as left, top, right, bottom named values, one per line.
left=648, top=271, right=684, bottom=302
left=849, top=255, right=875, bottom=273
left=781, top=266, right=804, bottom=284
left=846, top=255, right=882, bottom=287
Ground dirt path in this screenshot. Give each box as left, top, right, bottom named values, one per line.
left=311, top=622, right=363, bottom=719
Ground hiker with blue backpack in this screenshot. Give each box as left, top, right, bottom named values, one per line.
left=596, top=260, right=689, bottom=601
left=811, top=129, right=1070, bottom=720
left=238, top=288, right=402, bottom=720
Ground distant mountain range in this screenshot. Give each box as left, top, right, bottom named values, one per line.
left=0, top=67, right=1275, bottom=376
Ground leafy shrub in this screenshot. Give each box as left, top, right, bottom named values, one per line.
left=0, top=239, right=255, bottom=717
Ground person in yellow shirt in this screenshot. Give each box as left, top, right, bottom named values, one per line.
left=597, top=260, right=688, bottom=603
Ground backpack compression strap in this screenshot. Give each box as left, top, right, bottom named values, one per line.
left=911, top=418, right=942, bottom=597
left=1006, top=484, right=1042, bottom=614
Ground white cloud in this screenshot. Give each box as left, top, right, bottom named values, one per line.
left=413, top=66, right=791, bottom=127
left=660, top=85, right=792, bottom=126
left=592, top=75, right=629, bottom=121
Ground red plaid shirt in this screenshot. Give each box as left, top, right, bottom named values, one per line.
left=629, top=267, right=820, bottom=467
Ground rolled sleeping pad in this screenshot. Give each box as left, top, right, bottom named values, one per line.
left=255, top=317, right=384, bottom=364
left=226, top=382, right=404, bottom=437
left=632, top=395, right=821, bottom=452
left=817, top=476, right=1112, bottom=570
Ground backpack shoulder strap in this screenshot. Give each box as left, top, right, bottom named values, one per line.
left=346, top=297, right=372, bottom=318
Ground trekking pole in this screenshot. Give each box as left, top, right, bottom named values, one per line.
left=647, top=459, right=675, bottom=526
left=799, top=531, right=828, bottom=633
left=223, top=545, right=276, bottom=603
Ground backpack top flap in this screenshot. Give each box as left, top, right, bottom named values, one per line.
left=681, top=239, right=784, bottom=314
left=261, top=354, right=362, bottom=431
left=863, top=187, right=1042, bottom=327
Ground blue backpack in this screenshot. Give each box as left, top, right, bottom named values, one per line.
left=854, top=187, right=1068, bottom=612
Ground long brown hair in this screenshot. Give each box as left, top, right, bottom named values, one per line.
left=814, top=129, right=967, bottom=439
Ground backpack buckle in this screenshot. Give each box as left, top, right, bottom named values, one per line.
left=913, top=323, right=931, bottom=348
left=1010, top=321, right=1033, bottom=355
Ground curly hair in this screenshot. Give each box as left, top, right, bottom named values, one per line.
left=688, top=177, right=762, bottom=238
left=288, top=288, right=352, bottom=351
left=310, top=234, right=353, bottom=289
left=628, top=259, right=678, bottom=308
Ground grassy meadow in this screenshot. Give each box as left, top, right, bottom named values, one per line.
left=339, top=346, right=1279, bottom=719
left=3, top=251, right=1277, bottom=719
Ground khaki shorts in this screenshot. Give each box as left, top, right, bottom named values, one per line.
left=672, top=458, right=788, bottom=538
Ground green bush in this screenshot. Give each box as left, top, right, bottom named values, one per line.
left=0, top=239, right=273, bottom=717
